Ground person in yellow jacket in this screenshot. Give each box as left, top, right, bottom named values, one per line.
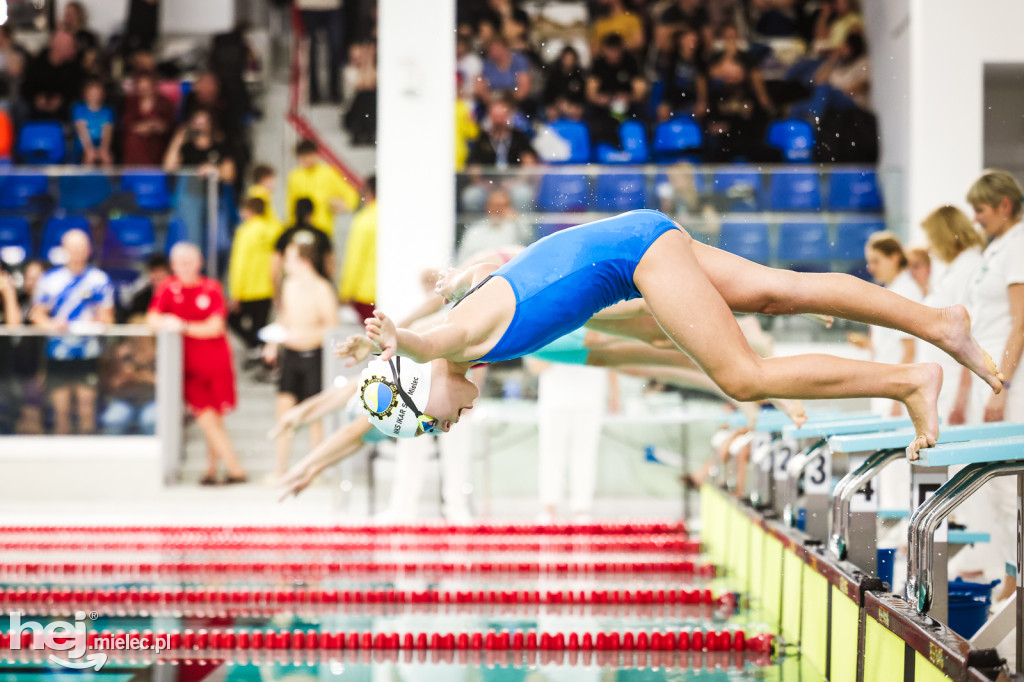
left=455, top=96, right=479, bottom=172
left=339, top=175, right=377, bottom=321
left=286, top=139, right=360, bottom=237
left=246, top=164, right=283, bottom=232
left=227, top=197, right=278, bottom=366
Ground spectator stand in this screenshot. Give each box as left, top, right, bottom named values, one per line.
left=0, top=167, right=221, bottom=285
left=455, top=164, right=897, bottom=277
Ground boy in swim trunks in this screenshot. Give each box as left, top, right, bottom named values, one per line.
left=265, top=236, right=338, bottom=481
left=339, top=209, right=1004, bottom=459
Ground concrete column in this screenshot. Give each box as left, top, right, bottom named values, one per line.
left=376, top=0, right=456, bottom=318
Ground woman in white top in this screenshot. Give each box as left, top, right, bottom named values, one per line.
left=919, top=206, right=985, bottom=420
left=851, top=231, right=925, bottom=416
left=946, top=171, right=1024, bottom=590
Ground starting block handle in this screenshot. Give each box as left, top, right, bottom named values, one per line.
left=829, top=448, right=903, bottom=560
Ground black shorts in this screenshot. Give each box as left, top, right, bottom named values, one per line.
left=278, top=348, right=323, bottom=403
left=47, top=358, right=100, bottom=390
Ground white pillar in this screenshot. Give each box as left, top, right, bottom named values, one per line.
left=376, top=0, right=456, bottom=319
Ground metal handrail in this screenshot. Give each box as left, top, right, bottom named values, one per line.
left=828, top=447, right=903, bottom=560
left=0, top=324, right=155, bottom=337
left=781, top=438, right=827, bottom=526
left=906, top=460, right=1024, bottom=613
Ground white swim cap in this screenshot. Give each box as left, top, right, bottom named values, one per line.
left=359, top=356, right=435, bottom=439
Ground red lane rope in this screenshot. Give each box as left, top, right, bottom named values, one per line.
left=0, top=586, right=731, bottom=610
left=0, top=560, right=716, bottom=578
left=0, top=521, right=686, bottom=536
left=0, top=539, right=699, bottom=553
left=0, top=647, right=774, bottom=669
left=0, top=628, right=773, bottom=654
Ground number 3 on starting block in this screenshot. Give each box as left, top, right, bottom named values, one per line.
left=804, top=448, right=832, bottom=495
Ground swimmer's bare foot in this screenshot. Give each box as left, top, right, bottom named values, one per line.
left=770, top=398, right=807, bottom=428
left=934, top=305, right=1004, bottom=394
left=902, top=363, right=943, bottom=461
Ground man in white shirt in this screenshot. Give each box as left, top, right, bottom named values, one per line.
left=30, top=229, right=114, bottom=434
left=456, top=189, right=534, bottom=264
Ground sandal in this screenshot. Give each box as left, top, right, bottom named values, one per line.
left=222, top=474, right=249, bottom=485
left=199, top=474, right=219, bottom=486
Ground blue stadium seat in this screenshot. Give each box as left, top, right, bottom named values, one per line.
left=834, top=220, right=886, bottom=260
left=829, top=169, right=883, bottom=211
left=0, top=173, right=50, bottom=210
left=165, top=217, right=189, bottom=254
left=121, top=171, right=171, bottom=211
left=547, top=120, right=591, bottom=164
left=59, top=174, right=112, bottom=211
left=769, top=171, right=822, bottom=211
left=40, top=215, right=90, bottom=262
left=767, top=119, right=815, bottom=163
left=0, top=216, right=32, bottom=265
left=536, top=174, right=589, bottom=212
left=652, top=118, right=702, bottom=162
left=596, top=121, right=649, bottom=164
left=711, top=167, right=762, bottom=212
left=105, top=216, right=156, bottom=262
left=718, top=221, right=770, bottom=264
left=778, top=222, right=831, bottom=265
left=593, top=174, right=648, bottom=211
left=16, top=121, right=66, bottom=164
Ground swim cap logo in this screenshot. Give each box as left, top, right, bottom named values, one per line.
left=360, top=375, right=398, bottom=419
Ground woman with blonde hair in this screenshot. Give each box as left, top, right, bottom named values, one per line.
left=919, top=206, right=985, bottom=419
left=950, top=171, right=1024, bottom=425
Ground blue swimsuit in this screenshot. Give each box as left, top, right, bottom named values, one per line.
left=470, top=209, right=679, bottom=363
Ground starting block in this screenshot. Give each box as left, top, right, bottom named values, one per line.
left=907, top=435, right=1024, bottom=675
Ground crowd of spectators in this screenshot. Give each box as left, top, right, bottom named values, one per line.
left=0, top=1, right=259, bottom=188
left=0, top=138, right=370, bottom=472
left=456, top=0, right=875, bottom=168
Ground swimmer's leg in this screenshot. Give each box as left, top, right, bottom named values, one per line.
left=585, top=316, right=672, bottom=346
left=689, top=239, right=1002, bottom=393
left=585, top=334, right=698, bottom=370
left=635, top=229, right=942, bottom=459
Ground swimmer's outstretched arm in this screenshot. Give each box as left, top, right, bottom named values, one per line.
left=397, top=295, right=446, bottom=329
left=278, top=418, right=375, bottom=501
left=268, top=382, right=357, bottom=439
left=434, top=263, right=499, bottom=303
left=359, top=310, right=472, bottom=364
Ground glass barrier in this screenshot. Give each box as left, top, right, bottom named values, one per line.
left=455, top=164, right=903, bottom=274
left=0, top=326, right=181, bottom=447
left=0, top=167, right=224, bottom=278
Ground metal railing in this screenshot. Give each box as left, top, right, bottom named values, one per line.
left=0, top=325, right=182, bottom=482
left=0, top=167, right=224, bottom=278
left=455, top=164, right=903, bottom=271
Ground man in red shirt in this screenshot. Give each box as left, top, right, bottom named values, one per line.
left=148, top=242, right=247, bottom=485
